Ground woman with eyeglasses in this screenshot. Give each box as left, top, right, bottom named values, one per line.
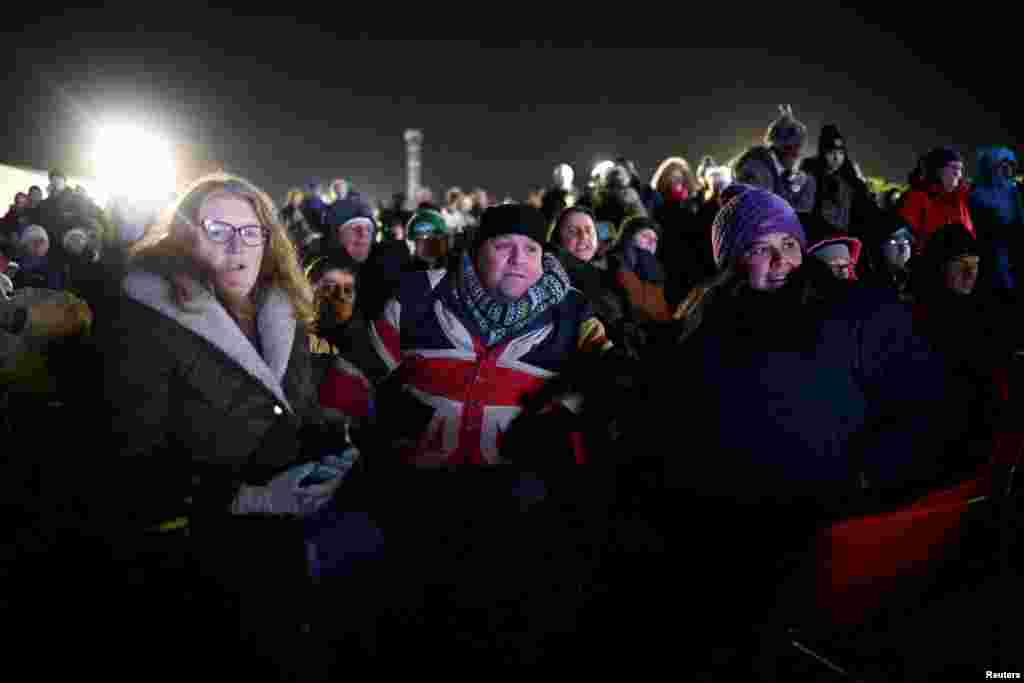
left=90, top=173, right=360, bottom=676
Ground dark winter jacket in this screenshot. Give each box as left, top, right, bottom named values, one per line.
left=95, top=269, right=326, bottom=528
left=635, top=261, right=967, bottom=512
left=734, top=145, right=816, bottom=213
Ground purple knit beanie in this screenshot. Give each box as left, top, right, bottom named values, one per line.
left=711, top=184, right=807, bottom=268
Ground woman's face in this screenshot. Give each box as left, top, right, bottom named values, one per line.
left=825, top=149, right=845, bottom=173
left=195, top=194, right=265, bottom=301
left=317, top=268, right=357, bottom=324
left=883, top=235, right=912, bottom=269
left=28, top=237, right=49, bottom=258
left=476, top=234, right=544, bottom=301
left=944, top=254, right=980, bottom=295
left=740, top=232, right=803, bottom=291
left=940, top=161, right=964, bottom=192
left=633, top=228, right=658, bottom=254
left=559, top=211, right=598, bottom=262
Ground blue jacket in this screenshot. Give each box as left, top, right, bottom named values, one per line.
left=970, top=146, right=1022, bottom=228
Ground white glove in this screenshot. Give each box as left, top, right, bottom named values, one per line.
left=294, top=448, right=359, bottom=516
left=230, top=461, right=317, bottom=517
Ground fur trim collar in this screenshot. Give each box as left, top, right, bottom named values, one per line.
left=123, top=270, right=297, bottom=412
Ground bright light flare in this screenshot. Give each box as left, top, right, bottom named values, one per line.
left=94, top=124, right=177, bottom=202
left=592, top=160, right=615, bottom=179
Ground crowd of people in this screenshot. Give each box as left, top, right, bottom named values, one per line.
left=3, top=104, right=1023, bottom=678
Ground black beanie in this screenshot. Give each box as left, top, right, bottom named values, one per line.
left=474, top=204, right=548, bottom=251
left=924, top=147, right=963, bottom=179
left=818, top=124, right=845, bottom=154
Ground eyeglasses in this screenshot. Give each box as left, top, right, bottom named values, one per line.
left=829, top=261, right=853, bottom=276
left=886, top=239, right=911, bottom=248
left=201, top=219, right=267, bottom=247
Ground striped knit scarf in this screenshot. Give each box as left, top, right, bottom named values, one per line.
left=456, top=250, right=571, bottom=346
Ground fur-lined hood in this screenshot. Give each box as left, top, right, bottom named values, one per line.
left=122, top=269, right=298, bottom=412
left=650, top=157, right=698, bottom=195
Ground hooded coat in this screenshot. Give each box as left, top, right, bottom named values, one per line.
left=969, top=146, right=1022, bottom=294
left=899, top=151, right=975, bottom=252
left=733, top=145, right=817, bottom=213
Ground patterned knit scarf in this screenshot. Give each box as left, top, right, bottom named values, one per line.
left=456, top=251, right=571, bottom=346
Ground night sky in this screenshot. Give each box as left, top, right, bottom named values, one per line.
left=2, top=11, right=1016, bottom=206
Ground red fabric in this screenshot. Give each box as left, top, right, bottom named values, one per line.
left=318, top=365, right=372, bottom=419
left=816, top=476, right=985, bottom=626
left=899, top=182, right=974, bottom=254
left=993, top=365, right=1011, bottom=403
left=570, top=431, right=587, bottom=465
left=815, top=427, right=1024, bottom=626
left=402, top=343, right=547, bottom=409
left=373, top=316, right=401, bottom=366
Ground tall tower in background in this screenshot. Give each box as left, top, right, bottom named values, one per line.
left=404, top=129, right=422, bottom=211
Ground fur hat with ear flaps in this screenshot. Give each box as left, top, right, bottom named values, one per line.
left=765, top=105, right=808, bottom=148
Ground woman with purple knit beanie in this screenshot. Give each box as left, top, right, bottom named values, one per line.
left=596, top=184, right=974, bottom=675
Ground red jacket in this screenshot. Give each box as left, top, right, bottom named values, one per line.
left=899, top=182, right=974, bottom=253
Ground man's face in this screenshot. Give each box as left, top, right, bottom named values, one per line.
left=633, top=228, right=659, bottom=255
left=29, top=189, right=42, bottom=206
left=52, top=177, right=66, bottom=194
left=775, top=144, right=803, bottom=171
left=940, top=161, right=964, bottom=192
left=316, top=268, right=357, bottom=325
left=476, top=234, right=544, bottom=301
left=338, top=220, right=372, bottom=262
left=825, top=148, right=846, bottom=173
left=391, top=224, right=405, bottom=241
left=945, top=254, right=980, bottom=295
left=414, top=236, right=449, bottom=262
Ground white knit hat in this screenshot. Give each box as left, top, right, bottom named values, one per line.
left=19, top=224, right=48, bottom=246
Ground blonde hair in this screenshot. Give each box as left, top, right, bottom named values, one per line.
left=651, top=157, right=698, bottom=196
left=673, top=266, right=741, bottom=343
left=129, top=172, right=315, bottom=325
left=286, top=188, right=306, bottom=206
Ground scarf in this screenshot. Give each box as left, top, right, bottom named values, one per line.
left=456, top=251, right=571, bottom=347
